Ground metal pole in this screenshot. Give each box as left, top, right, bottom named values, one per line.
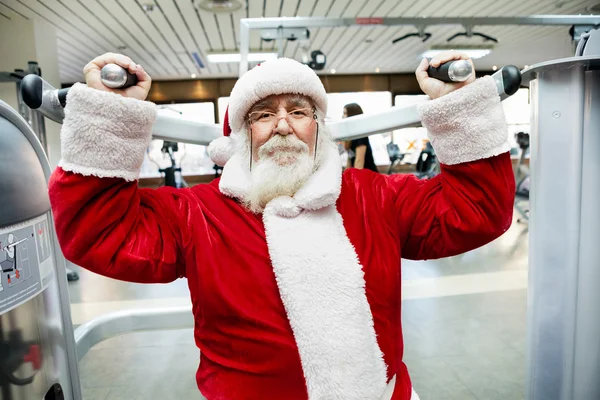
left=277, top=26, right=284, bottom=58
left=241, top=15, right=600, bottom=29
left=239, top=19, right=250, bottom=76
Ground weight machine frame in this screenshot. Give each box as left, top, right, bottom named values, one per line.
left=238, top=15, right=600, bottom=76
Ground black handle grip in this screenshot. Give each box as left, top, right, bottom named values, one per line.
left=57, top=88, right=69, bottom=107
left=124, top=71, right=138, bottom=88
left=20, top=74, right=43, bottom=109
left=427, top=62, right=452, bottom=82
left=501, top=65, right=522, bottom=96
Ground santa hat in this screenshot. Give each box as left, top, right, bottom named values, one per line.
left=207, top=58, right=328, bottom=167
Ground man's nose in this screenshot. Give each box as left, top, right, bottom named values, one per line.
left=274, top=116, right=291, bottom=135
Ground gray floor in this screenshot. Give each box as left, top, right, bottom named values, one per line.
left=71, top=218, right=530, bottom=400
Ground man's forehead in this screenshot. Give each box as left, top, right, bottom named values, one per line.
left=250, top=94, right=313, bottom=110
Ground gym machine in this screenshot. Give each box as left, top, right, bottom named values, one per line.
left=0, top=101, right=81, bottom=399
left=514, top=131, right=530, bottom=223
left=1, top=18, right=597, bottom=400
left=521, top=27, right=600, bottom=400
left=0, top=63, right=79, bottom=283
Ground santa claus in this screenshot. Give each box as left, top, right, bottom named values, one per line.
left=49, top=51, right=515, bottom=400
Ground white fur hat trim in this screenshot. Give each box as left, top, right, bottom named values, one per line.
left=227, top=58, right=328, bottom=134
left=207, top=136, right=235, bottom=167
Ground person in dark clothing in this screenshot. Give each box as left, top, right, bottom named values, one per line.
left=342, top=103, right=379, bottom=172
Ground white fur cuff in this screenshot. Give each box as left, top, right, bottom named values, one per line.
left=418, top=76, right=510, bottom=165
left=59, top=83, right=156, bottom=181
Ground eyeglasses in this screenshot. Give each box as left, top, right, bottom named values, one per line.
left=248, top=107, right=316, bottom=134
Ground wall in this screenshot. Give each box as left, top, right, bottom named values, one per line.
left=0, top=16, right=62, bottom=169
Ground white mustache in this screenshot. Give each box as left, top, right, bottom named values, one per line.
left=258, top=135, right=308, bottom=159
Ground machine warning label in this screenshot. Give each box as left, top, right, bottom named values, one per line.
left=0, top=215, right=54, bottom=315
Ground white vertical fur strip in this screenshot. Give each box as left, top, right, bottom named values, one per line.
left=418, top=76, right=511, bottom=166
left=263, top=203, right=387, bottom=399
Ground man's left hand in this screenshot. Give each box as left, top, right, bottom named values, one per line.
left=415, top=51, right=476, bottom=100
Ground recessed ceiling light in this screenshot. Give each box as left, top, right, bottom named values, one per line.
left=191, top=73, right=197, bottom=78
left=195, top=0, right=243, bottom=13
left=207, top=52, right=278, bottom=63
left=375, top=68, right=380, bottom=73
left=492, top=65, right=498, bottom=71
left=330, top=69, right=336, bottom=74
left=423, top=48, right=492, bottom=59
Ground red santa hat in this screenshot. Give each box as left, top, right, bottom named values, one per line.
left=207, top=58, right=328, bottom=167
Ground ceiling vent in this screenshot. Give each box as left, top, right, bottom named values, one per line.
left=195, top=0, right=243, bottom=13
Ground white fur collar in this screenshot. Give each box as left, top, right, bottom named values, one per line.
left=263, top=202, right=387, bottom=399
left=219, top=145, right=342, bottom=214
left=220, top=146, right=388, bottom=398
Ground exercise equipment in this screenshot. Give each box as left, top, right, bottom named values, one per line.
left=21, top=62, right=518, bottom=145
left=149, top=141, right=188, bottom=189
left=522, top=27, right=600, bottom=400
left=99, top=63, right=138, bottom=89
left=385, top=143, right=405, bottom=174
left=414, top=142, right=438, bottom=179
left=1, top=63, right=79, bottom=283
left=0, top=100, right=81, bottom=400
left=427, top=59, right=473, bottom=83
left=514, top=131, right=530, bottom=223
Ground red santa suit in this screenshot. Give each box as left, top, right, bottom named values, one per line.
left=49, top=58, right=515, bottom=400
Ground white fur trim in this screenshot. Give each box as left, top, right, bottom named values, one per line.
left=294, top=144, right=342, bottom=211
left=218, top=151, right=252, bottom=200
left=267, top=196, right=302, bottom=218
left=380, top=376, right=420, bottom=400
left=263, top=203, right=387, bottom=399
left=228, top=58, right=328, bottom=133
left=207, top=136, right=235, bottom=166
left=58, top=83, right=156, bottom=181
left=418, top=76, right=511, bottom=165
left=412, top=388, right=421, bottom=400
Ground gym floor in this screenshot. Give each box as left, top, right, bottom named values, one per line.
left=69, top=216, right=529, bottom=400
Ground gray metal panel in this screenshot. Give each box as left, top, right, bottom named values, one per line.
left=527, top=59, right=600, bottom=400
left=0, top=115, right=50, bottom=227
left=527, top=65, right=585, bottom=400
left=573, top=71, right=600, bottom=400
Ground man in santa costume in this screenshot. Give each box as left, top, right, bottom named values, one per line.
left=49, top=51, right=515, bottom=399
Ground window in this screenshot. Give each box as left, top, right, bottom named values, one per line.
left=393, top=95, right=430, bottom=164
left=139, top=102, right=216, bottom=178
left=327, top=92, right=393, bottom=166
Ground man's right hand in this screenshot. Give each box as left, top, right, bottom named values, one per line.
left=83, top=53, right=151, bottom=101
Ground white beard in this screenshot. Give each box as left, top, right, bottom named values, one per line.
left=244, top=135, right=316, bottom=214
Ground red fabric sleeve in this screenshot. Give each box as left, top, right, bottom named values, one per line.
left=49, top=168, right=193, bottom=283
left=390, top=152, right=515, bottom=260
